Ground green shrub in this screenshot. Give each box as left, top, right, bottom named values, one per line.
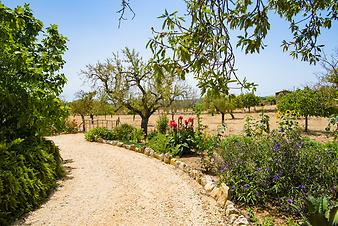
left=112, top=124, right=135, bottom=142
left=85, top=124, right=145, bottom=143
left=84, top=127, right=114, bottom=142
left=0, top=138, right=64, bottom=225
left=130, top=128, right=145, bottom=143
left=148, top=133, right=171, bottom=154
left=156, top=114, right=169, bottom=134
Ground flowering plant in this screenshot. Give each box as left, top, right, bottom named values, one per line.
left=168, top=116, right=196, bottom=155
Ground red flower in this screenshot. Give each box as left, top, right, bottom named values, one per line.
left=169, top=120, right=177, bottom=128
left=188, top=117, right=194, bottom=123
left=184, top=119, right=188, bottom=125
left=178, top=115, right=183, bottom=120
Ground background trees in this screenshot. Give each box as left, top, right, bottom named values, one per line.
left=277, top=87, right=337, bottom=132
left=70, top=91, right=96, bottom=131
left=237, top=93, right=261, bottom=113
left=82, top=48, right=185, bottom=135
left=203, top=92, right=238, bottom=124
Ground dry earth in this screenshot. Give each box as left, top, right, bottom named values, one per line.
left=74, top=105, right=331, bottom=142
left=18, top=134, right=227, bottom=226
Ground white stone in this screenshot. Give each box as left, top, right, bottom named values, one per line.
left=209, top=186, right=220, bottom=198
left=216, top=183, right=229, bottom=207
left=225, top=204, right=239, bottom=216
left=144, top=148, right=150, bottom=156
left=228, top=214, right=239, bottom=224
left=163, top=154, right=171, bottom=164
left=233, top=215, right=250, bottom=226
left=204, top=182, right=216, bottom=193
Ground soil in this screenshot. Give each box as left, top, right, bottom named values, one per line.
left=72, top=105, right=332, bottom=143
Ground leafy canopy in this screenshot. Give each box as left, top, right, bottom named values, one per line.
left=0, top=3, right=68, bottom=141
left=81, top=47, right=185, bottom=134
left=120, top=0, right=337, bottom=94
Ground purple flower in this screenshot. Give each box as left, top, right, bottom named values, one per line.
left=273, top=143, right=281, bottom=152
left=266, top=168, right=270, bottom=171
left=279, top=170, right=284, bottom=176
left=243, top=184, right=249, bottom=189
left=273, top=175, right=279, bottom=180
left=298, top=185, right=305, bottom=189
left=257, top=168, right=262, bottom=171
left=220, top=166, right=225, bottom=173
left=287, top=199, right=293, bottom=203
left=232, top=185, right=236, bottom=189
left=296, top=143, right=301, bottom=150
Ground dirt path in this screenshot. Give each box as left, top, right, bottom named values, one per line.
left=19, top=134, right=227, bottom=226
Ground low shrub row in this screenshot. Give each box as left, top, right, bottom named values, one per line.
left=0, top=138, right=65, bottom=225
left=212, top=113, right=338, bottom=219
left=84, top=124, right=144, bottom=143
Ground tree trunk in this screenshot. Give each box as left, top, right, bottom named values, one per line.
left=305, top=115, right=308, bottom=132
left=248, top=107, right=251, bottom=113
left=221, top=113, right=225, bottom=125
left=141, top=116, right=149, bottom=137
left=230, top=112, right=235, bottom=119
left=81, top=114, right=86, bottom=132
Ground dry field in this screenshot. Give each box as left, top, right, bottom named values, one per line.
left=71, top=105, right=332, bottom=142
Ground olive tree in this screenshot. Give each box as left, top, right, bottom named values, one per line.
left=82, top=47, right=185, bottom=135
left=0, top=3, right=68, bottom=141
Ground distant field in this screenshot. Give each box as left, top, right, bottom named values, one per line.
left=71, top=105, right=332, bottom=142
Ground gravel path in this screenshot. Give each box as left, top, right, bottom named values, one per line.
left=19, top=134, right=227, bottom=226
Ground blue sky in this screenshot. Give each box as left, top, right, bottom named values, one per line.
left=3, top=0, right=338, bottom=100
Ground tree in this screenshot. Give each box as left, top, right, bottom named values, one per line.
left=317, top=49, right=338, bottom=89
left=204, top=92, right=238, bottom=124
left=82, top=48, right=184, bottom=135
left=119, top=0, right=337, bottom=95
left=237, top=93, right=261, bottom=113
left=0, top=3, right=68, bottom=141
left=277, top=87, right=337, bottom=132
left=70, top=91, right=96, bottom=132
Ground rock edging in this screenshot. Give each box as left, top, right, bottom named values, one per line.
left=97, top=139, right=251, bottom=226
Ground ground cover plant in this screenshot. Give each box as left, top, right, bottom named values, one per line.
left=213, top=112, right=338, bottom=221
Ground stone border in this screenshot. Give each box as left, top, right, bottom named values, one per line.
left=97, top=139, right=251, bottom=226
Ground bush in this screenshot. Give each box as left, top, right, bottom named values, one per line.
left=156, top=114, right=169, bottom=134
left=0, top=138, right=64, bottom=225
left=218, top=132, right=338, bottom=212
left=130, top=128, right=145, bottom=143
left=112, top=124, right=136, bottom=142
left=84, top=127, right=113, bottom=142
left=85, top=124, right=145, bottom=143
left=148, top=133, right=171, bottom=154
